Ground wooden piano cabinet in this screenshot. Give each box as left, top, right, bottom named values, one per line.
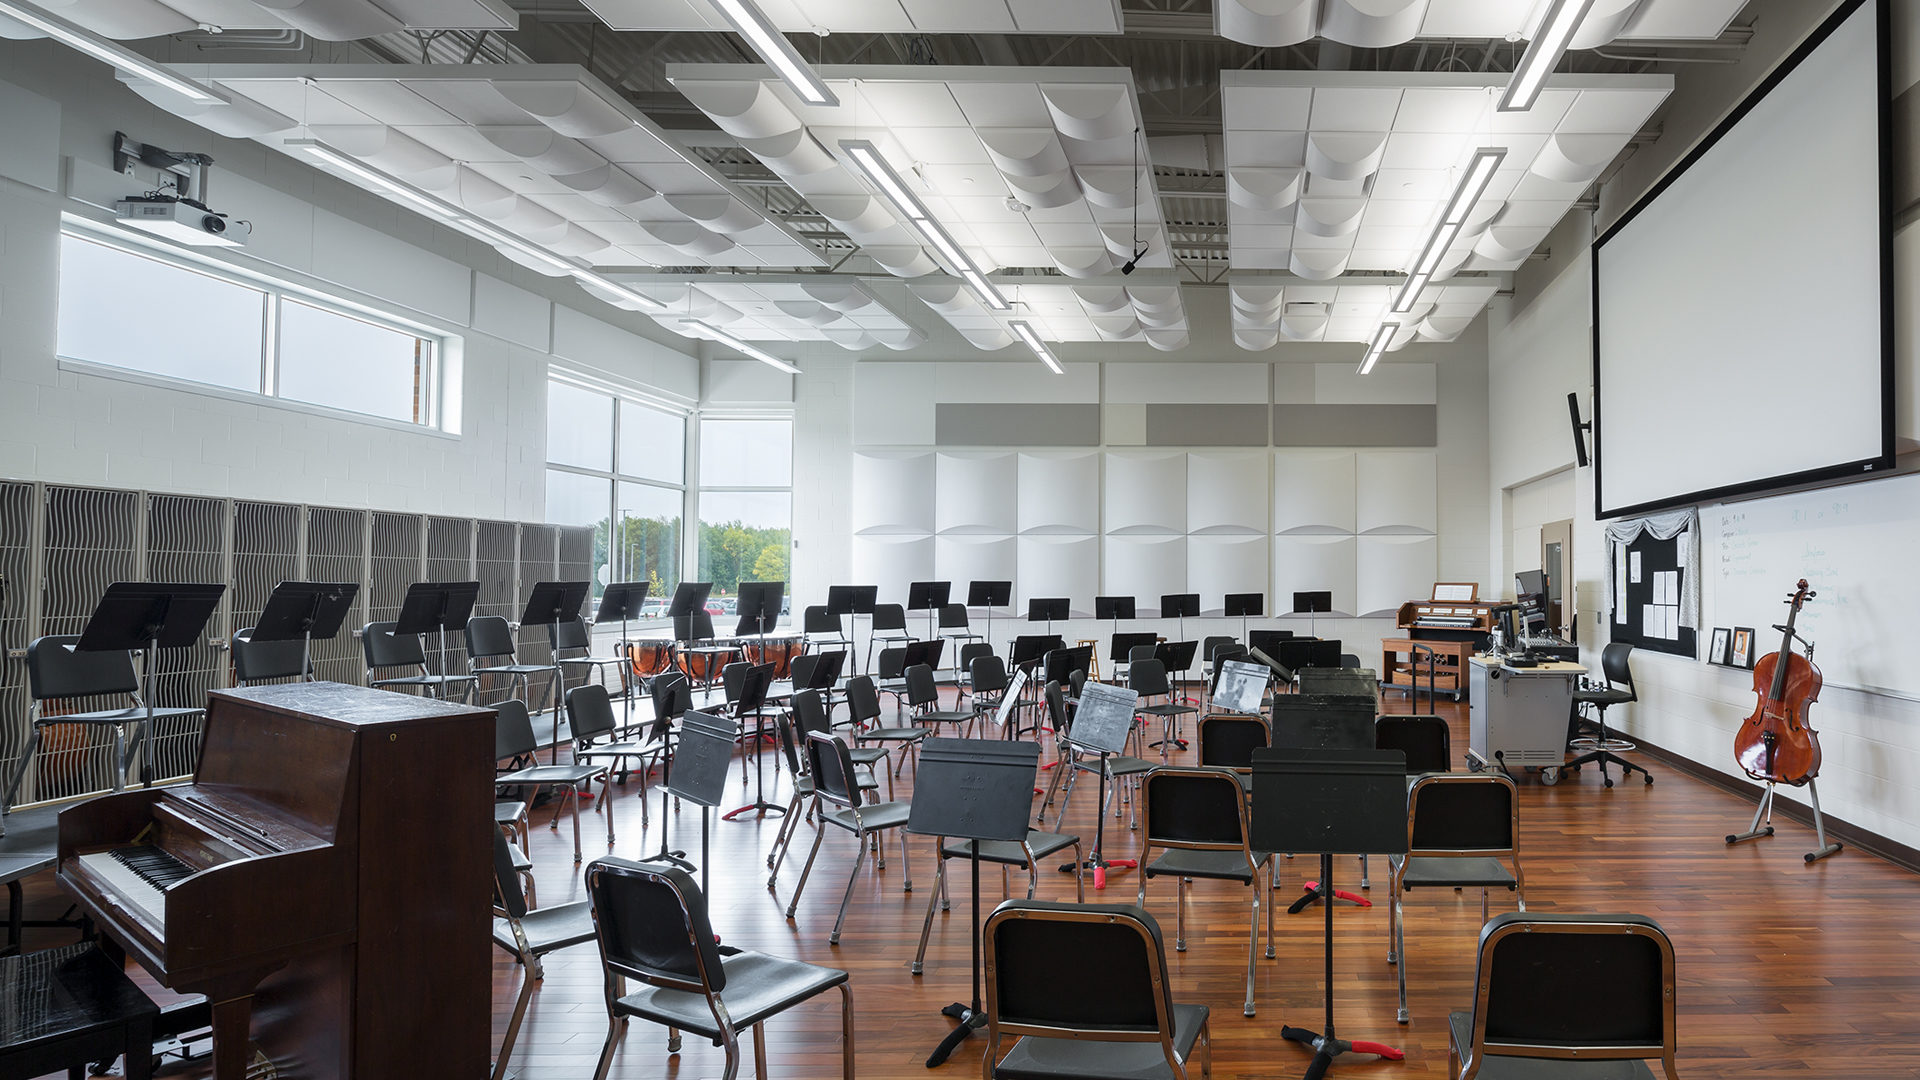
left=1379, top=638, right=1474, bottom=700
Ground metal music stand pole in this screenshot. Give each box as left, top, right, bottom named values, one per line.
left=521, top=581, right=590, bottom=763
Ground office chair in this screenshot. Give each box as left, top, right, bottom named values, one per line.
left=1390, top=773, right=1525, bottom=1024
left=587, top=856, right=855, bottom=1080
left=490, top=828, right=596, bottom=1080
left=1449, top=912, right=1678, bottom=1080
left=981, top=900, right=1211, bottom=1080
left=1567, top=643, right=1653, bottom=787
left=783, top=731, right=914, bottom=945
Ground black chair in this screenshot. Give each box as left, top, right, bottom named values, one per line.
left=792, top=688, right=895, bottom=797
left=490, top=827, right=596, bottom=1080
left=587, top=856, right=855, bottom=1080
left=953, top=640, right=996, bottom=702
left=1376, top=714, right=1452, bottom=777
left=468, top=615, right=556, bottom=706
left=938, top=603, right=983, bottom=674
left=1391, top=773, right=1525, bottom=1024
left=555, top=618, right=630, bottom=701
left=1567, top=643, right=1652, bottom=787
left=803, top=605, right=852, bottom=654
left=873, top=644, right=910, bottom=715
left=2, top=636, right=202, bottom=817
left=866, top=602, right=911, bottom=671
left=1449, top=912, right=1678, bottom=1080
left=847, top=673, right=928, bottom=781
left=981, top=899, right=1211, bottom=1080
left=494, top=698, right=611, bottom=862
left=1044, top=678, right=1154, bottom=832
left=1132, top=658, right=1197, bottom=760
left=967, top=653, right=1013, bottom=725
left=1198, top=712, right=1271, bottom=793
left=362, top=619, right=476, bottom=701
left=230, top=627, right=310, bottom=686
left=1138, top=766, right=1274, bottom=1017
left=912, top=820, right=1083, bottom=974
left=905, top=663, right=975, bottom=737
left=568, top=684, right=670, bottom=825
left=784, top=732, right=913, bottom=945
left=765, top=707, right=880, bottom=886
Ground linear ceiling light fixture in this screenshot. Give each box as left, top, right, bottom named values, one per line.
left=840, top=139, right=1011, bottom=312
left=706, top=0, right=837, bottom=107
left=288, top=140, right=663, bottom=313
left=1358, top=323, right=1398, bottom=375
left=687, top=319, right=801, bottom=374
left=1499, top=0, right=1598, bottom=112
left=1390, top=147, right=1506, bottom=314
left=0, top=0, right=222, bottom=104
left=1011, top=321, right=1063, bottom=375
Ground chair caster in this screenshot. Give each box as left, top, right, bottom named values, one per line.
left=1540, top=767, right=1562, bottom=786
left=1644, top=774, right=1654, bottom=785
left=1604, top=778, right=1614, bottom=788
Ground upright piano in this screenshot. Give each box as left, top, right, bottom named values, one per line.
left=57, top=681, right=494, bottom=1079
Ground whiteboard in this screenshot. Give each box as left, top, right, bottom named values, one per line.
left=1711, top=470, right=1920, bottom=698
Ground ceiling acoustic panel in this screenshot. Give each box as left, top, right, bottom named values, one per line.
left=1103, top=453, right=1187, bottom=534
left=1356, top=534, right=1438, bottom=617
left=852, top=452, right=936, bottom=535
left=1230, top=276, right=1501, bottom=348
left=1017, top=453, right=1100, bottom=535
left=1355, top=450, right=1438, bottom=534
left=1273, top=451, right=1357, bottom=534
left=1273, top=534, right=1357, bottom=618
left=1188, top=452, right=1269, bottom=534
left=575, top=0, right=1121, bottom=33
left=612, top=276, right=924, bottom=351
left=1102, top=534, right=1186, bottom=604
left=935, top=453, right=1018, bottom=535
left=1189, top=534, right=1270, bottom=609
left=1214, top=0, right=1749, bottom=49
left=1017, top=535, right=1099, bottom=615
left=9, top=0, right=518, bottom=39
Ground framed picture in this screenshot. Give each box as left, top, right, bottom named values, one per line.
left=1731, top=627, right=1756, bottom=669
left=1710, top=627, right=1731, bottom=665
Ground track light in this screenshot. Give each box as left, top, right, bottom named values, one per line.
left=0, top=0, right=221, bottom=104
left=841, top=138, right=1009, bottom=311
left=1358, top=323, right=1398, bottom=375
left=1391, top=147, right=1506, bottom=314
left=1011, top=321, right=1063, bottom=375
left=686, top=319, right=801, bottom=375
left=1500, top=0, right=1599, bottom=112
left=705, top=0, right=838, bottom=108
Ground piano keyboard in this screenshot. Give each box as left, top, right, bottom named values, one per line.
left=1414, top=616, right=1479, bottom=628
left=75, top=845, right=198, bottom=927
left=111, top=844, right=197, bottom=890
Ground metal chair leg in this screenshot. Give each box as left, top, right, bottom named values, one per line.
left=912, top=855, right=943, bottom=974
left=785, top=822, right=826, bottom=918
left=830, top=831, right=868, bottom=945
left=493, top=965, right=538, bottom=1080
left=590, top=1016, right=626, bottom=1080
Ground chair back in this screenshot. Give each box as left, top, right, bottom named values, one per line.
left=984, top=900, right=1181, bottom=1045
left=732, top=664, right=774, bottom=717
left=1198, top=714, right=1270, bottom=773
left=492, top=826, right=531, bottom=920
left=871, top=603, right=908, bottom=632
left=554, top=617, right=592, bottom=653
left=567, top=683, right=619, bottom=743
left=231, top=629, right=307, bottom=685
left=466, top=615, right=519, bottom=662
left=1143, top=767, right=1251, bottom=851
left=789, top=653, right=821, bottom=692
left=846, top=675, right=882, bottom=725
left=1409, top=773, right=1517, bottom=854
left=649, top=669, right=691, bottom=725
left=1601, top=643, right=1638, bottom=699
left=1376, top=715, right=1451, bottom=775
left=27, top=635, right=138, bottom=702
left=1129, top=657, right=1173, bottom=698
left=722, top=660, right=753, bottom=703
left=586, top=856, right=725, bottom=997
left=1460, top=912, right=1677, bottom=1078
left=1044, top=680, right=1070, bottom=734
left=876, top=646, right=908, bottom=681
left=1340, top=653, right=1362, bottom=668
left=970, top=654, right=1008, bottom=698
left=1128, top=645, right=1158, bottom=668
left=804, top=605, right=839, bottom=635
left=495, top=698, right=538, bottom=762
left=773, top=709, right=808, bottom=778
left=904, top=663, right=940, bottom=709
left=1069, top=668, right=1087, bottom=701
left=791, top=689, right=832, bottom=739
left=804, top=732, right=864, bottom=810
left=938, top=603, right=970, bottom=630
left=673, top=611, right=715, bottom=642
left=958, top=641, right=994, bottom=677
left=1202, top=636, right=1237, bottom=663
left=362, top=621, right=426, bottom=670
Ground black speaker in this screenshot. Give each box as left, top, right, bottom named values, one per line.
left=1568, top=391, right=1591, bottom=468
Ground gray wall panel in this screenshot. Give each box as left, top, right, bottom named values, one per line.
left=935, top=403, right=1101, bottom=446
left=1146, top=404, right=1270, bottom=446
left=1272, top=405, right=1438, bottom=447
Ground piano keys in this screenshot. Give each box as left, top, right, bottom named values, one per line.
left=58, top=681, right=493, bottom=1079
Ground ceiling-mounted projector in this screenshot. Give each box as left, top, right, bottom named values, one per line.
left=115, top=196, right=249, bottom=247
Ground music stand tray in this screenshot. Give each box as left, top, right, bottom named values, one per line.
left=1250, top=749, right=1408, bottom=1078
left=907, top=738, right=1042, bottom=1067
left=250, top=581, right=358, bottom=681
left=665, top=582, right=714, bottom=618
left=75, top=582, right=226, bottom=789
left=826, top=585, right=877, bottom=615
left=664, top=710, right=739, bottom=891
left=1094, top=596, right=1136, bottom=622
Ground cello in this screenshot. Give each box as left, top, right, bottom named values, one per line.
left=1734, top=579, right=1822, bottom=785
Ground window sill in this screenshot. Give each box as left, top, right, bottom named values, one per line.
left=58, top=358, right=461, bottom=441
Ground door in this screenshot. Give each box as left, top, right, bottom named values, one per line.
left=1540, top=519, right=1573, bottom=643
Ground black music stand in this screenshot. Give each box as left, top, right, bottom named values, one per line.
left=75, top=582, right=225, bottom=789
left=1250, top=749, right=1407, bottom=1079
left=1250, top=647, right=1296, bottom=687
left=908, top=581, right=951, bottom=642
left=595, top=581, right=650, bottom=718
left=721, top=664, right=781, bottom=821
left=733, top=580, right=785, bottom=640
left=1271, top=696, right=1379, bottom=914
left=666, top=581, right=714, bottom=622
left=1162, top=592, right=1200, bottom=641
left=1012, top=635, right=1064, bottom=679
left=249, top=581, right=357, bottom=684
left=1056, top=680, right=1139, bottom=890
left=1026, top=597, right=1069, bottom=638
left=1109, top=631, right=1158, bottom=675
left=827, top=585, right=877, bottom=674
left=909, top=738, right=1042, bottom=1068
left=1294, top=590, right=1334, bottom=639
left=666, top=709, right=738, bottom=894
left=521, top=580, right=592, bottom=763
left=967, top=581, right=1011, bottom=652
left=1041, top=643, right=1089, bottom=688
left=1215, top=659, right=1271, bottom=717
left=1094, top=595, right=1135, bottom=642
left=1225, top=592, right=1264, bottom=643
left=648, top=677, right=695, bottom=870
left=394, top=580, right=479, bottom=703
left=1154, top=639, right=1199, bottom=689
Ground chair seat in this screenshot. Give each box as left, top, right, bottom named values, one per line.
left=33, top=705, right=199, bottom=726
left=497, top=763, right=602, bottom=787
left=860, top=727, right=929, bottom=744
left=993, top=1002, right=1209, bottom=1080
left=558, top=656, right=624, bottom=669
left=492, top=900, right=597, bottom=955
left=939, top=831, right=1078, bottom=866
left=1077, top=754, right=1155, bottom=778
left=847, top=745, right=889, bottom=767
left=920, top=710, right=975, bottom=725
left=475, top=663, right=553, bottom=677
left=612, top=951, right=848, bottom=1040
left=1138, top=703, right=1196, bottom=718
left=1144, top=848, right=1269, bottom=884
left=374, top=673, right=475, bottom=688
left=821, top=800, right=911, bottom=833
left=1401, top=856, right=1516, bottom=891
left=1572, top=688, right=1634, bottom=707
left=575, top=740, right=664, bottom=762
left=495, top=799, right=527, bottom=823
left=1446, top=1012, right=1657, bottom=1080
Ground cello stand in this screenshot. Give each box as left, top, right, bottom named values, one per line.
left=1726, top=778, right=1843, bottom=863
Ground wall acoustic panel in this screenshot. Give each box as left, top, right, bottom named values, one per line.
left=1103, top=534, right=1187, bottom=604
left=1188, top=452, right=1269, bottom=534
left=1356, top=534, right=1438, bottom=617
left=1017, top=535, right=1099, bottom=615
left=1104, top=452, right=1187, bottom=534
left=935, top=535, right=1017, bottom=595
left=1272, top=404, right=1438, bottom=447
left=1273, top=451, right=1356, bottom=533
left=936, top=403, right=1101, bottom=446
left=1273, top=534, right=1358, bottom=617
left=1355, top=450, right=1438, bottom=534
left=1189, top=534, right=1269, bottom=612
left=935, top=453, right=1018, bottom=535
left=853, top=534, right=935, bottom=606
left=852, top=452, right=936, bottom=535
left=1018, top=453, right=1100, bottom=535
left=1145, top=404, right=1271, bottom=446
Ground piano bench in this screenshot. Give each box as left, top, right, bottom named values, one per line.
left=0, top=942, right=158, bottom=1080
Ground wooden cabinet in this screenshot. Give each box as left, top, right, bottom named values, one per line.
left=1379, top=638, right=1474, bottom=700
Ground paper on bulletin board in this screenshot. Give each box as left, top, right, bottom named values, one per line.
left=1614, top=543, right=1628, bottom=623
left=1630, top=551, right=1642, bottom=583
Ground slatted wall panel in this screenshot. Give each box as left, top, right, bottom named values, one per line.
left=230, top=501, right=301, bottom=671
left=516, top=525, right=558, bottom=712
left=471, top=521, right=518, bottom=707
left=557, top=525, right=595, bottom=697
left=426, top=516, right=476, bottom=680
left=0, top=483, right=36, bottom=798
left=304, top=508, right=368, bottom=686
left=144, top=495, right=225, bottom=782
left=367, top=512, right=422, bottom=627
left=36, top=486, right=141, bottom=803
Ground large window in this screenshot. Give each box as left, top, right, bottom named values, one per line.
left=545, top=375, right=686, bottom=615
left=55, top=227, right=451, bottom=429
left=697, top=418, right=792, bottom=616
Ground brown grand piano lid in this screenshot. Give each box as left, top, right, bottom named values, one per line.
left=209, top=682, right=493, bottom=728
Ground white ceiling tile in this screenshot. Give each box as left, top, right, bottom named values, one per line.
left=1224, top=86, right=1313, bottom=132
left=1370, top=168, right=1453, bottom=201
left=1391, top=86, right=1496, bottom=133
left=220, top=81, right=372, bottom=126
left=1380, top=131, right=1471, bottom=171
left=1493, top=200, right=1573, bottom=228
left=396, top=123, right=516, bottom=162
left=857, top=81, right=972, bottom=128
left=1488, top=89, right=1576, bottom=134
left=1234, top=224, right=1296, bottom=247
left=1011, top=0, right=1122, bottom=32
left=584, top=128, right=687, bottom=165
left=624, top=162, right=711, bottom=191
left=899, top=0, right=1015, bottom=32
left=1232, top=130, right=1308, bottom=167
left=1354, top=226, right=1423, bottom=253
left=894, top=127, right=993, bottom=165
left=318, top=80, right=461, bottom=126
left=1505, top=172, right=1593, bottom=202
left=1359, top=199, right=1438, bottom=228
left=1229, top=249, right=1292, bottom=270
left=1558, top=89, right=1670, bottom=135
left=1309, top=87, right=1403, bottom=130
left=1418, top=0, right=1536, bottom=37
left=949, top=83, right=1049, bottom=127
left=405, top=80, right=534, bottom=126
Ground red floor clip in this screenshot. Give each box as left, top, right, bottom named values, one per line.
left=1302, top=881, right=1370, bottom=907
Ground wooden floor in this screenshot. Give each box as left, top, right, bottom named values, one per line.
left=18, top=690, right=1920, bottom=1078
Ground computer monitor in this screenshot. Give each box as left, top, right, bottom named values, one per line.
left=1514, top=570, right=1549, bottom=635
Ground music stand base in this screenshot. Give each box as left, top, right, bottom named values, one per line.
left=720, top=801, right=787, bottom=821
left=924, top=1005, right=986, bottom=1068
left=1287, top=881, right=1370, bottom=914
left=1058, top=857, right=1134, bottom=890
left=1280, top=1026, right=1404, bottom=1080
